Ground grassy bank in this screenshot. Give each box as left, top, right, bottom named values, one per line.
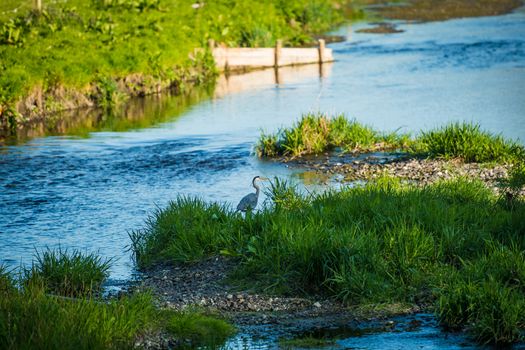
left=0, top=0, right=348, bottom=133
left=256, top=113, right=525, bottom=163
left=131, top=176, right=525, bottom=344
left=0, top=249, right=234, bottom=349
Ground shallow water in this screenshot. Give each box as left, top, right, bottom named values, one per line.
left=224, top=313, right=525, bottom=350
left=1, top=10, right=524, bottom=288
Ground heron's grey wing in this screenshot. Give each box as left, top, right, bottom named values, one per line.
left=236, top=193, right=258, bottom=211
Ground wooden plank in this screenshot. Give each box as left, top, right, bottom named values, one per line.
left=212, top=40, right=334, bottom=72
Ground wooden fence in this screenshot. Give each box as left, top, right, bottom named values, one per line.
left=211, top=39, right=334, bottom=72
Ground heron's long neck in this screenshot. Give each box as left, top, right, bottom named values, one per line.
left=252, top=179, right=260, bottom=196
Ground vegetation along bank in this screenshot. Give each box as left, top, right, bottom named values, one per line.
left=0, top=0, right=352, bottom=136
left=0, top=248, right=235, bottom=349
left=131, top=174, right=525, bottom=345
left=127, top=116, right=525, bottom=345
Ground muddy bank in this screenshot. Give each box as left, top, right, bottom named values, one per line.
left=356, top=22, right=404, bottom=34
left=371, top=0, right=524, bottom=22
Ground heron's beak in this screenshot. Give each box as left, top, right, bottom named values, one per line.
left=260, top=177, right=270, bottom=181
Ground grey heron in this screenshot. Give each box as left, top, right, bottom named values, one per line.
left=236, top=176, right=269, bottom=212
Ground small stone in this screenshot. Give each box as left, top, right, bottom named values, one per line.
left=313, top=302, right=322, bottom=308
left=227, top=294, right=233, bottom=300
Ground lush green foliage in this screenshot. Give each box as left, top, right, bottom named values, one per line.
left=131, top=177, right=525, bottom=344
left=0, top=286, right=159, bottom=350
left=256, top=114, right=525, bottom=164
left=24, top=247, right=111, bottom=297
left=167, top=311, right=236, bottom=346
left=437, top=246, right=525, bottom=344
left=0, top=0, right=345, bottom=114
left=0, top=250, right=236, bottom=349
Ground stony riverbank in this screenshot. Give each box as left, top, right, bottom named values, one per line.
left=284, top=154, right=524, bottom=195
left=137, top=256, right=423, bottom=348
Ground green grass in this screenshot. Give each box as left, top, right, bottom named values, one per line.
left=0, top=249, right=236, bottom=349
left=419, top=122, right=525, bottom=163
left=131, top=177, right=525, bottom=344
left=0, top=286, right=159, bottom=350
left=256, top=112, right=411, bottom=157
left=25, top=247, right=112, bottom=298
left=166, top=311, right=236, bottom=346
left=256, top=114, right=525, bottom=164
left=0, top=0, right=347, bottom=128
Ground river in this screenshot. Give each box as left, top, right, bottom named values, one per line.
left=1, top=8, right=525, bottom=348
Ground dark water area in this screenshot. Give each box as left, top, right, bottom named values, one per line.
left=1, top=9, right=525, bottom=292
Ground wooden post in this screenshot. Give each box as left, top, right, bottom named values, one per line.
left=275, top=39, right=283, bottom=68
left=318, top=39, right=326, bottom=64
left=34, top=0, right=42, bottom=12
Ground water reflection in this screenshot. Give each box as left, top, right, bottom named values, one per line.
left=214, top=63, right=333, bottom=98
left=4, top=85, right=215, bottom=145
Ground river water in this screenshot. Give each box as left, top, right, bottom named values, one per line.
left=1, top=9, right=524, bottom=347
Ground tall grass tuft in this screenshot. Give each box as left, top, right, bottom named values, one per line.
left=0, top=284, right=159, bottom=350
left=418, top=122, right=525, bottom=163
left=498, top=162, right=525, bottom=206
left=256, top=113, right=410, bottom=157
left=1, top=254, right=237, bottom=349
left=25, top=247, right=112, bottom=297
left=256, top=115, right=524, bottom=164
left=131, top=176, right=525, bottom=344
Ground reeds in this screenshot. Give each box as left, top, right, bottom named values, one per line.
left=131, top=177, right=525, bottom=344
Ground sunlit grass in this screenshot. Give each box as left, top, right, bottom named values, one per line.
left=256, top=113, right=524, bottom=164
left=256, top=113, right=411, bottom=157
left=131, top=177, right=525, bottom=344
left=419, top=122, right=525, bottom=163
left=0, top=0, right=346, bottom=121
